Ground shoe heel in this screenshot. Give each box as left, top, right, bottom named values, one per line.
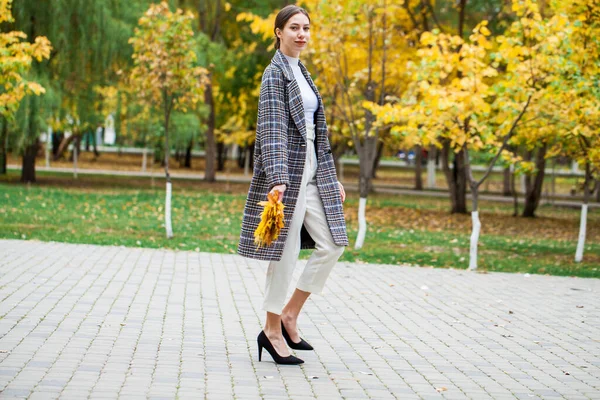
left=257, top=330, right=303, bottom=365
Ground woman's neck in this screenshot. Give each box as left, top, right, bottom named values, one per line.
left=279, top=47, right=301, bottom=59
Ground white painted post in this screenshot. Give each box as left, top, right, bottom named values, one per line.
left=355, top=197, right=367, bottom=249
left=142, top=147, right=148, bottom=172
left=469, top=211, right=481, bottom=270
left=571, top=160, right=579, bottom=173
left=575, top=204, right=587, bottom=263
left=244, top=147, right=250, bottom=176
left=551, top=159, right=556, bottom=205
left=427, top=147, right=436, bottom=189
left=165, top=181, right=173, bottom=238
left=45, top=127, right=52, bottom=168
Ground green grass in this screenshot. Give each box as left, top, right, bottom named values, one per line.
left=1, top=173, right=599, bottom=278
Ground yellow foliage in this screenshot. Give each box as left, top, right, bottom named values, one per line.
left=0, top=0, right=51, bottom=118
left=254, top=190, right=285, bottom=248
left=236, top=11, right=277, bottom=42
left=129, top=2, right=209, bottom=113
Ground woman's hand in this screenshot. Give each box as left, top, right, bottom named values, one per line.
left=269, top=184, right=286, bottom=202
left=338, top=181, right=346, bottom=203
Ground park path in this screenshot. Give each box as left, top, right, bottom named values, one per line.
left=0, top=239, right=598, bottom=399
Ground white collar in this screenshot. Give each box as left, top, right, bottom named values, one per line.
left=283, top=53, right=299, bottom=66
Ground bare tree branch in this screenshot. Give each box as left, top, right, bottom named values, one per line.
left=476, top=94, right=533, bottom=188
left=424, top=0, right=445, bottom=33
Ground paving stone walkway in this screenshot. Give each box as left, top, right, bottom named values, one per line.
left=0, top=240, right=598, bottom=400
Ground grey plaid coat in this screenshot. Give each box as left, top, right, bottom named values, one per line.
left=237, top=50, right=349, bottom=261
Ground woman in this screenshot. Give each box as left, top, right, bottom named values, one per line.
left=238, top=5, right=349, bottom=365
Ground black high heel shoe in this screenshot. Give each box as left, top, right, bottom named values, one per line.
left=281, top=322, right=314, bottom=351
left=257, top=331, right=304, bottom=365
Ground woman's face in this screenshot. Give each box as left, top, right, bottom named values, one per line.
left=277, top=13, right=310, bottom=57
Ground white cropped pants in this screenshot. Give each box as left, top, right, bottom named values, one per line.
left=263, top=124, right=345, bottom=315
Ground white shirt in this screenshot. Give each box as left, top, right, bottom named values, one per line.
left=284, top=54, right=318, bottom=134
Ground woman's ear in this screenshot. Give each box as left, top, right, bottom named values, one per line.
left=275, top=28, right=281, bottom=39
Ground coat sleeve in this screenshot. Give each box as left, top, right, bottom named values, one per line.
left=257, top=67, right=290, bottom=190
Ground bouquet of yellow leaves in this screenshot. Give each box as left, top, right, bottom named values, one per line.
left=254, top=190, right=285, bottom=248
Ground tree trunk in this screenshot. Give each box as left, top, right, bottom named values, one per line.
left=142, top=146, right=148, bottom=172
left=163, top=93, right=173, bottom=239
left=91, top=129, right=99, bottom=157
left=70, top=134, right=81, bottom=162
left=596, top=179, right=600, bottom=203
left=358, top=136, right=377, bottom=198
left=503, top=167, right=512, bottom=196
left=441, top=141, right=468, bottom=214
left=455, top=148, right=468, bottom=213
left=243, top=146, right=250, bottom=176
left=415, top=145, right=423, bottom=190
left=216, top=141, right=226, bottom=171
left=575, top=163, right=592, bottom=262
left=511, top=169, right=519, bottom=217
left=21, top=91, right=40, bottom=182
left=52, top=131, right=62, bottom=157
left=371, top=140, right=384, bottom=179
left=441, top=141, right=457, bottom=211
left=54, top=134, right=74, bottom=161
left=469, top=184, right=481, bottom=271
left=355, top=135, right=377, bottom=250
left=249, top=142, right=255, bottom=170
left=237, top=145, right=245, bottom=169
left=184, top=137, right=193, bottom=168
left=84, top=130, right=90, bottom=152
left=21, top=142, right=38, bottom=183
left=426, top=145, right=436, bottom=189
left=204, top=79, right=217, bottom=182
left=458, top=0, right=467, bottom=38
left=522, top=144, right=547, bottom=217
left=448, top=148, right=468, bottom=213
left=463, top=147, right=481, bottom=271
left=0, top=116, right=7, bottom=175
left=355, top=6, right=384, bottom=251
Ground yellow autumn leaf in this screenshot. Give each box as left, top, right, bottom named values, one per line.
left=254, top=190, right=285, bottom=248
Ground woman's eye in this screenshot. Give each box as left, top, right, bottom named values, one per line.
left=304, top=27, right=310, bottom=31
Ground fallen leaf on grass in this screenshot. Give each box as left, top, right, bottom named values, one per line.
left=436, top=387, right=448, bottom=392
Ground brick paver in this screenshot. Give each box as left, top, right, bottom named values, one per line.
left=0, top=239, right=598, bottom=399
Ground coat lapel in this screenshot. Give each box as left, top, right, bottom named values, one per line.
left=271, top=50, right=306, bottom=141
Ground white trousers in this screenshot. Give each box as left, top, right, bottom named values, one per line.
left=263, top=124, right=345, bottom=315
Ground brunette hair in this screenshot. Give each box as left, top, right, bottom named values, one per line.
left=274, top=5, right=310, bottom=50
